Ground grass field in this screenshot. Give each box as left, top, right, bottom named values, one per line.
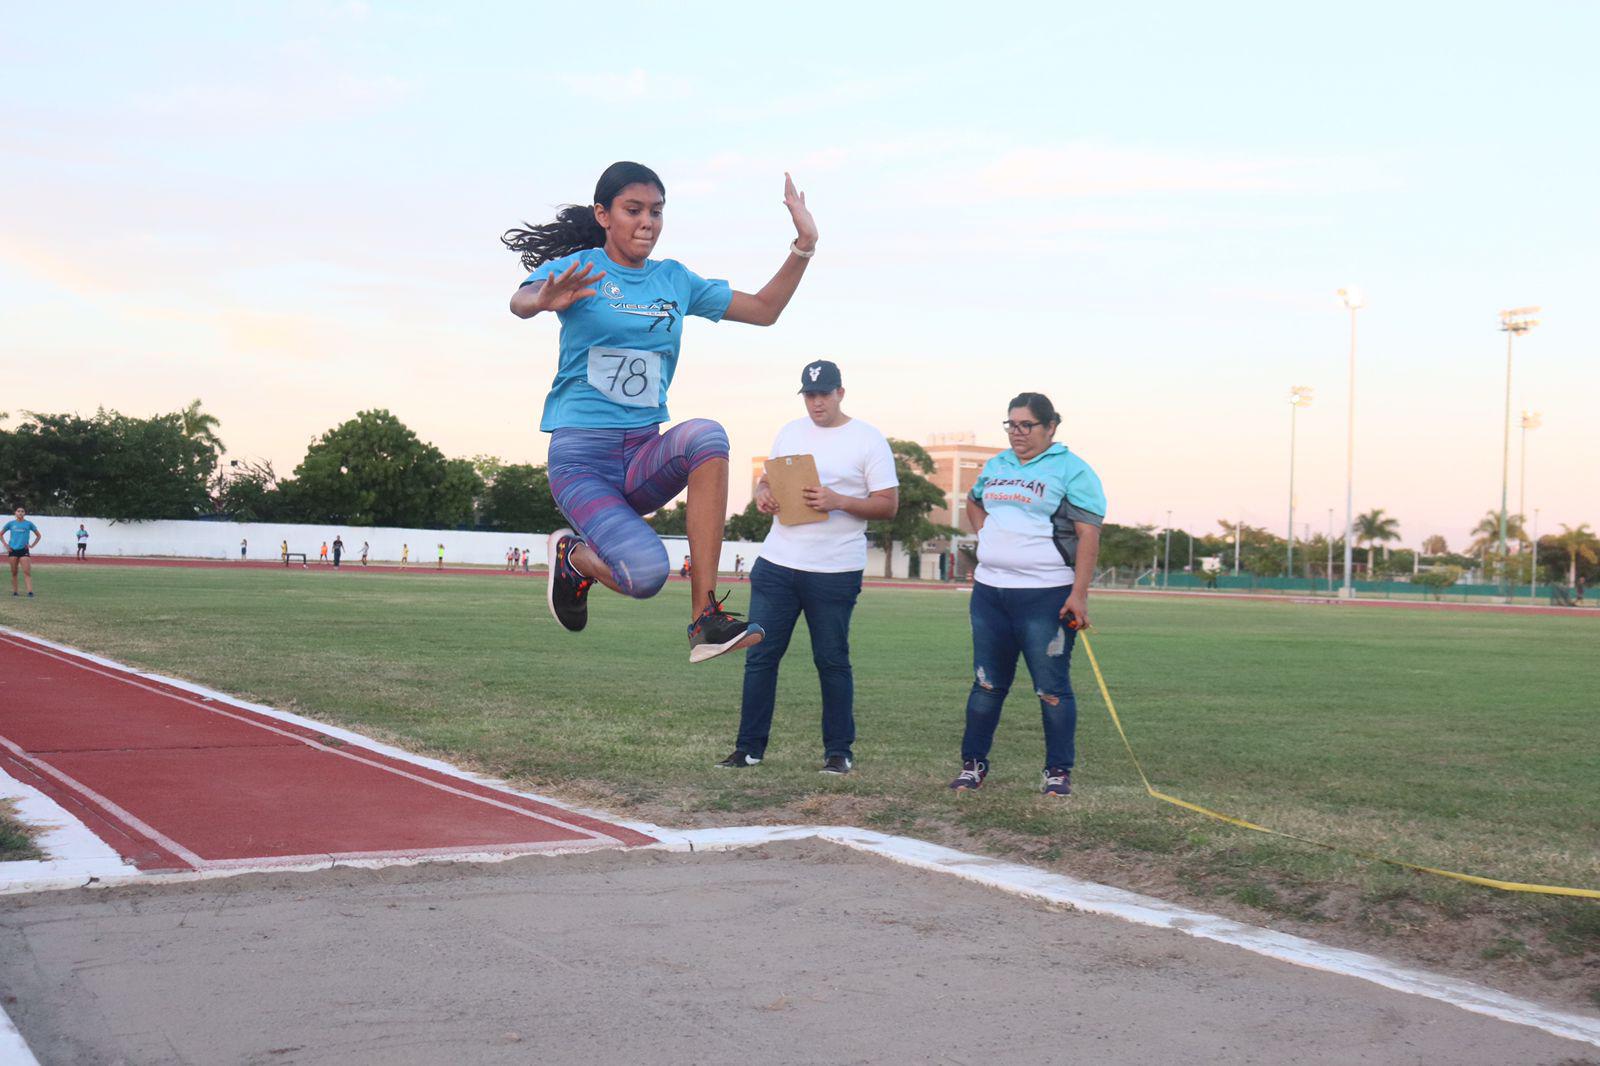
left=3, top=563, right=1597, bottom=1006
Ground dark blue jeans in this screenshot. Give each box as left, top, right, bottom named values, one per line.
left=737, top=558, right=863, bottom=759
left=961, top=581, right=1079, bottom=771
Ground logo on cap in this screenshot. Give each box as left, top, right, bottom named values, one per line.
left=808, top=365, right=822, bottom=382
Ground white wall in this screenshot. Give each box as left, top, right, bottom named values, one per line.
left=27, top=515, right=936, bottom=577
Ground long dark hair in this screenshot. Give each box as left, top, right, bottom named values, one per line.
left=1008, top=391, right=1061, bottom=429
left=501, top=161, right=665, bottom=271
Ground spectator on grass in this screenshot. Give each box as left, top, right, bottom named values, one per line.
left=361, top=541, right=369, bottom=566
left=5, top=507, right=42, bottom=597
left=240, top=537, right=247, bottom=561
left=320, top=542, right=329, bottom=564
left=437, top=543, right=445, bottom=570
left=523, top=547, right=531, bottom=573
left=332, top=536, right=344, bottom=567
left=716, top=361, right=898, bottom=776
left=947, top=392, right=1104, bottom=799
left=281, top=540, right=288, bottom=563
left=401, top=544, right=409, bottom=567
left=734, top=554, right=744, bottom=581
left=77, top=524, right=89, bottom=560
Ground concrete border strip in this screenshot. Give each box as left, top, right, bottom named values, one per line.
left=1, top=629, right=1596, bottom=1052
left=0, top=1007, right=40, bottom=1066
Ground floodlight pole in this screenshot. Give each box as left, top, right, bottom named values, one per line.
left=1163, top=511, right=1172, bottom=588
left=1337, top=290, right=1362, bottom=599
left=1327, top=508, right=1334, bottom=595
left=1519, top=411, right=1541, bottom=592
left=1286, top=386, right=1313, bottom=578
left=1497, top=308, right=1540, bottom=596
left=1531, top=507, right=1540, bottom=600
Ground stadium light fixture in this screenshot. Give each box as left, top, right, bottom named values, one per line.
left=1496, top=308, right=1541, bottom=594
left=1336, top=289, right=1362, bottom=597
left=1286, top=386, right=1314, bottom=577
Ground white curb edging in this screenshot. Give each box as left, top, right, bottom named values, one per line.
left=1, top=629, right=1596, bottom=1053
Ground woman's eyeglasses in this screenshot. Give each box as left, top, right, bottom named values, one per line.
left=1002, top=420, right=1043, bottom=433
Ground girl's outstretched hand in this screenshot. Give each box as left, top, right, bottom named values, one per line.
left=784, top=172, right=818, bottom=252
left=530, top=261, right=606, bottom=313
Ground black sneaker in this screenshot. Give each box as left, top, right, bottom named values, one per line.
left=819, top=755, right=853, bottom=775
left=545, top=528, right=593, bottom=632
left=1042, top=767, right=1072, bottom=797
left=948, top=759, right=988, bottom=791
left=716, top=749, right=762, bottom=768
left=688, top=591, right=765, bottom=664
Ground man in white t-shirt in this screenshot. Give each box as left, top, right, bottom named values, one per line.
left=716, top=360, right=899, bottom=775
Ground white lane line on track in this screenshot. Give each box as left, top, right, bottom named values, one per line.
left=2, top=628, right=1595, bottom=1053
left=0, top=630, right=632, bottom=849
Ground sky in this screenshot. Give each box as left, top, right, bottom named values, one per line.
left=4, top=1, right=1597, bottom=549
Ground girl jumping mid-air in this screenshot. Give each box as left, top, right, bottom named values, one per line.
left=505, top=161, right=817, bottom=662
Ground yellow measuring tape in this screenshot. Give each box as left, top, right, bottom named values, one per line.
left=1076, top=630, right=1600, bottom=900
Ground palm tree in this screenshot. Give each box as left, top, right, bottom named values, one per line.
left=1354, top=508, right=1400, bottom=575
left=179, top=399, right=225, bottom=456
left=1467, top=509, right=1527, bottom=557
left=1550, top=524, right=1599, bottom=587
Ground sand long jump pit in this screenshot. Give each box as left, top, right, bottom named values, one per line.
left=1, top=840, right=1591, bottom=1066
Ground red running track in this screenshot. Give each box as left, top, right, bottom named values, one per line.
left=0, top=634, right=652, bottom=872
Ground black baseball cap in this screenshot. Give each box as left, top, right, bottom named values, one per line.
left=798, top=360, right=843, bottom=393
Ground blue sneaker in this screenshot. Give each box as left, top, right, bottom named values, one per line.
left=688, top=591, right=764, bottom=664
left=1042, top=767, right=1072, bottom=797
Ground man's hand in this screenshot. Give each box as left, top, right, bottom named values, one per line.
left=755, top=481, right=781, bottom=515
left=1060, top=590, right=1089, bottom=630
left=802, top=485, right=844, bottom=513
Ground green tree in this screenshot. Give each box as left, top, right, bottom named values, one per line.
left=724, top=499, right=773, bottom=543
left=480, top=464, right=564, bottom=533
left=1355, top=508, right=1401, bottom=574
left=1550, top=523, right=1599, bottom=588
left=647, top=501, right=690, bottom=536
left=1420, top=533, right=1449, bottom=556
left=179, top=399, right=225, bottom=457
left=1097, top=523, right=1158, bottom=569
left=0, top=408, right=215, bottom=519
left=214, top=459, right=289, bottom=522
left=291, top=409, right=480, bottom=526
left=868, top=439, right=952, bottom=578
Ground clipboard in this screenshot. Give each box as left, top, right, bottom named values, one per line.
left=764, top=454, right=828, bottom=526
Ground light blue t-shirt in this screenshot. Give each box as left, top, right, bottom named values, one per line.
left=523, top=247, right=733, bottom=431
left=969, top=443, right=1106, bottom=587
left=3, top=520, right=39, bottom=551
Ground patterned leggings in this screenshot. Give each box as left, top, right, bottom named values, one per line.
left=547, top=419, right=730, bottom=599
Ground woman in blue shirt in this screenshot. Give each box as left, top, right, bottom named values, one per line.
left=5, top=507, right=43, bottom=597
left=948, top=393, right=1106, bottom=797
left=505, top=161, right=817, bottom=664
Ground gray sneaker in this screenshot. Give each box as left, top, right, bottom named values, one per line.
left=820, top=755, right=853, bottom=775
left=716, top=749, right=762, bottom=768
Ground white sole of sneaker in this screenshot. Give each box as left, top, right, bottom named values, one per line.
left=688, top=628, right=764, bottom=664
left=546, top=528, right=572, bottom=629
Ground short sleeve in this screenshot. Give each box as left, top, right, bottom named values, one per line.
left=679, top=264, right=733, bottom=322
left=969, top=458, right=996, bottom=502
left=1063, top=460, right=1107, bottom=525
left=864, top=432, right=899, bottom=493
left=521, top=252, right=578, bottom=288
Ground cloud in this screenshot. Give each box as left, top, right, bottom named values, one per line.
left=551, top=68, right=696, bottom=104
left=129, top=72, right=410, bottom=125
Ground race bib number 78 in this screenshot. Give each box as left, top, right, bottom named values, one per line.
left=587, top=347, right=662, bottom=408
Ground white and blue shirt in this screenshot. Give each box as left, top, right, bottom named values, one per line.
left=523, top=247, right=732, bottom=431
left=969, top=444, right=1106, bottom=588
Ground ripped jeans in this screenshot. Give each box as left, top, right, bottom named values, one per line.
left=961, top=581, right=1079, bottom=771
